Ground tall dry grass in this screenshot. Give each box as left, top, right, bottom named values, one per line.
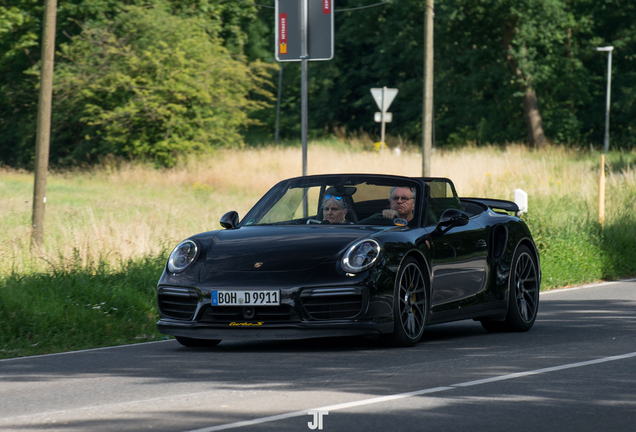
left=1, top=142, right=634, bottom=275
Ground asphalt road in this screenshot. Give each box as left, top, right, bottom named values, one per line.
left=1, top=279, right=635, bottom=432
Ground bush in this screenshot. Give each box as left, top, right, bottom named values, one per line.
left=52, top=1, right=274, bottom=167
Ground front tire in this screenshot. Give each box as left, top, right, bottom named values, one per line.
left=175, top=336, right=222, bottom=347
left=481, top=244, right=540, bottom=332
left=389, top=257, right=428, bottom=347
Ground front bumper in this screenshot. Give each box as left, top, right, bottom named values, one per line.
left=156, top=264, right=396, bottom=341
left=157, top=318, right=393, bottom=341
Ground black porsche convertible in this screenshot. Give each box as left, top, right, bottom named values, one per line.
left=157, top=174, right=540, bottom=347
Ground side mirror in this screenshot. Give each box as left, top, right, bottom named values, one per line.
left=220, top=211, right=240, bottom=229
left=434, top=208, right=469, bottom=234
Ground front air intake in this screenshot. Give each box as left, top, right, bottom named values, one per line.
left=158, top=286, right=199, bottom=320
left=300, top=287, right=366, bottom=320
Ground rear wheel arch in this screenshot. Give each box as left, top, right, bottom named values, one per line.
left=512, top=238, right=541, bottom=287
left=481, top=242, right=540, bottom=332
left=522, top=238, right=541, bottom=269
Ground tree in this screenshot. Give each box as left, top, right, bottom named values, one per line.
left=502, top=13, right=547, bottom=148
left=0, top=0, right=273, bottom=167
left=50, top=1, right=273, bottom=166
left=437, top=0, right=577, bottom=148
left=566, top=0, right=636, bottom=149
left=0, top=0, right=43, bottom=167
left=2, top=0, right=635, bottom=164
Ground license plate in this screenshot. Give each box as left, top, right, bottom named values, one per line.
left=211, top=290, right=280, bottom=306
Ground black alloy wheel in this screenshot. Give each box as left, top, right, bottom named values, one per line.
left=481, top=244, right=540, bottom=332
left=390, top=257, right=428, bottom=346
left=175, top=336, right=222, bottom=348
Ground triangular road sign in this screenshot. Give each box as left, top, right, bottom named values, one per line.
left=370, top=87, right=398, bottom=112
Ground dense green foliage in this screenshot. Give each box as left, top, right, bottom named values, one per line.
left=1, top=0, right=635, bottom=166
left=250, top=0, right=636, bottom=147
left=52, top=2, right=271, bottom=166
left=0, top=0, right=274, bottom=167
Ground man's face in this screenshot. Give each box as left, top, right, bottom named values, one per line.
left=390, top=187, right=415, bottom=219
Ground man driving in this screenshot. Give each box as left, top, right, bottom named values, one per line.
left=382, top=186, right=416, bottom=223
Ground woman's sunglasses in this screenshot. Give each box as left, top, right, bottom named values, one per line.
left=324, top=195, right=343, bottom=200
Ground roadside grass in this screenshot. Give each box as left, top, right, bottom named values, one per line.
left=1, top=141, right=636, bottom=358
left=0, top=255, right=165, bottom=358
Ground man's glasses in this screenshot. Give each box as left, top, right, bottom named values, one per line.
left=391, top=196, right=413, bottom=202
left=324, top=195, right=343, bottom=201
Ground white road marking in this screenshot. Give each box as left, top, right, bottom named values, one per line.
left=183, top=351, right=636, bottom=432
left=0, top=339, right=172, bottom=363
left=540, top=278, right=636, bottom=294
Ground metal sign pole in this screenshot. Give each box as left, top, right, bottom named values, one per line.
left=275, top=63, right=282, bottom=144
left=371, top=87, right=398, bottom=144
left=603, top=49, right=613, bottom=153
left=380, top=87, right=386, bottom=150
left=274, top=0, right=333, bottom=186
left=300, top=0, right=308, bottom=216
left=301, top=0, right=308, bottom=177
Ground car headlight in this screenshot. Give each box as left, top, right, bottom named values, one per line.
left=341, top=239, right=381, bottom=273
left=167, top=240, right=199, bottom=273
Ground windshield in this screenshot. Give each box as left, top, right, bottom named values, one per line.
left=241, top=175, right=421, bottom=227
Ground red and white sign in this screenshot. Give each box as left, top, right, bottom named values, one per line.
left=323, top=0, right=331, bottom=14
left=279, top=13, right=288, bottom=54
left=275, top=0, right=333, bottom=61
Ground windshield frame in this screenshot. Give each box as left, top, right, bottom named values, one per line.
left=240, top=174, right=424, bottom=228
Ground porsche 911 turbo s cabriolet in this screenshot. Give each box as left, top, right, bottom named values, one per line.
left=157, top=174, right=540, bottom=347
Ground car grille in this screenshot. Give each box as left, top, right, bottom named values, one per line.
left=158, top=286, right=199, bottom=320
left=300, top=288, right=365, bottom=320
left=199, top=305, right=301, bottom=323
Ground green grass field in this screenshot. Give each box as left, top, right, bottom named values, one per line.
left=2, top=142, right=636, bottom=358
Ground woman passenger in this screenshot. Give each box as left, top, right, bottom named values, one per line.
left=322, top=195, right=349, bottom=224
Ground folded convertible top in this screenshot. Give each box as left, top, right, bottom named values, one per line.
left=460, top=198, right=520, bottom=213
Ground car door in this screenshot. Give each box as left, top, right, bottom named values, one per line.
left=429, top=218, right=489, bottom=307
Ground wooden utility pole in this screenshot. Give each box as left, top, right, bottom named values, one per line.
left=32, top=0, right=58, bottom=248
left=422, top=0, right=434, bottom=177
